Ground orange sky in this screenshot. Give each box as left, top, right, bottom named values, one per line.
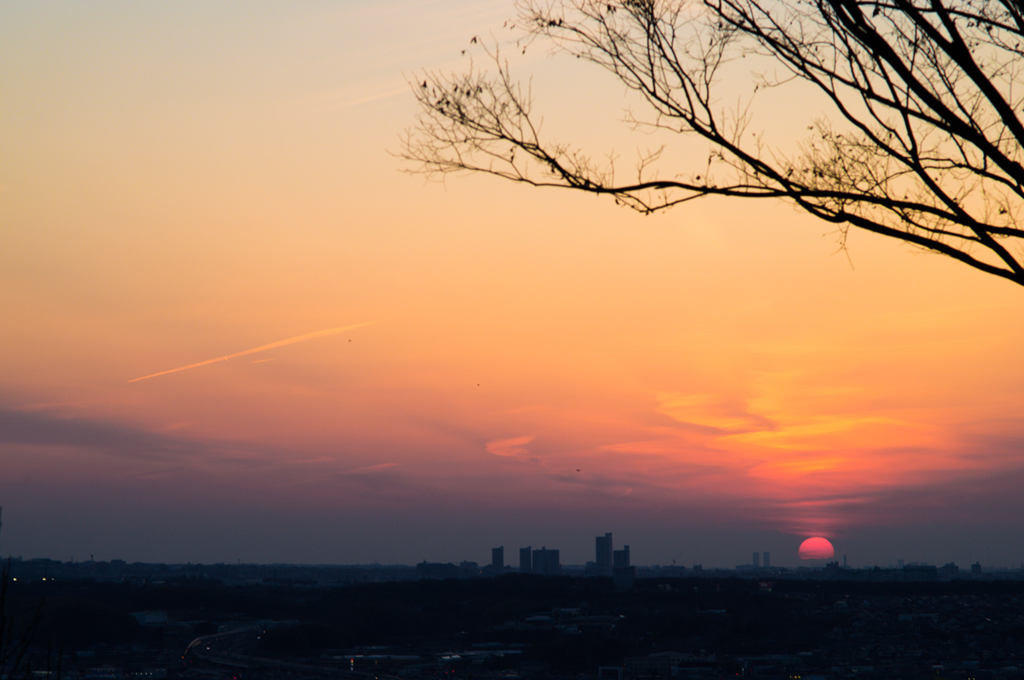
left=2, top=1, right=1024, bottom=568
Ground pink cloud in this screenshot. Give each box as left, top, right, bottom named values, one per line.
left=486, top=435, right=535, bottom=459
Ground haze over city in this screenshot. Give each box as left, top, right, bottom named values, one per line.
left=3, top=1, right=1024, bottom=570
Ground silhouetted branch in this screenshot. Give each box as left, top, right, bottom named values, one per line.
left=404, top=0, right=1024, bottom=286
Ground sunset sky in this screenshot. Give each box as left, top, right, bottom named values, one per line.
left=3, top=1, right=1024, bottom=569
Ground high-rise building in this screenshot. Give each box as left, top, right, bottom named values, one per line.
left=520, top=546, right=532, bottom=572
left=492, top=547, right=504, bottom=571
left=596, top=533, right=613, bottom=574
left=613, top=545, right=630, bottom=568
left=753, top=552, right=760, bottom=568
left=533, top=547, right=561, bottom=575
left=763, top=551, right=770, bottom=568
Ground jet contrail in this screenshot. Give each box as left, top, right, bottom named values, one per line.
left=128, top=322, right=375, bottom=383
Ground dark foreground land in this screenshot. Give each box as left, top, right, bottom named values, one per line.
left=4, top=575, right=1024, bottom=680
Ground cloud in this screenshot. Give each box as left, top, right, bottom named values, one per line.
left=0, top=407, right=194, bottom=460
left=125, top=467, right=187, bottom=479
left=129, top=322, right=375, bottom=383
left=545, top=471, right=634, bottom=497
left=339, top=462, right=398, bottom=475
left=0, top=406, right=278, bottom=465
left=486, top=435, right=535, bottom=459
left=658, top=393, right=776, bottom=434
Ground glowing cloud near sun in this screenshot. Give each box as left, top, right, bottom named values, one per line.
left=798, top=536, right=835, bottom=560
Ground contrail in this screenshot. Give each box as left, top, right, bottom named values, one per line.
left=129, top=323, right=375, bottom=383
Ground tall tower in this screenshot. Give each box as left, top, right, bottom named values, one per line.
left=596, top=533, right=613, bottom=574
left=753, top=552, right=760, bottom=568
left=492, top=547, right=504, bottom=571
left=520, top=546, right=532, bottom=573
left=613, top=545, right=630, bottom=568
left=533, top=547, right=561, bottom=575
left=763, top=551, right=770, bottom=568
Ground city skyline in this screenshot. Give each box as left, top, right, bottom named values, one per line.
left=4, top=550, right=1013, bottom=573
left=2, top=528, right=1015, bottom=572
left=3, top=1, right=1024, bottom=569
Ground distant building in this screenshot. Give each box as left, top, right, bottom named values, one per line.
left=763, top=551, right=770, bottom=568
left=596, top=533, right=613, bottom=574
left=971, top=561, right=982, bottom=574
left=614, top=548, right=635, bottom=592
left=416, top=561, right=460, bottom=579
left=903, top=564, right=938, bottom=581
left=533, top=547, right=560, bottom=575
left=520, top=546, right=532, bottom=573
left=753, top=552, right=760, bottom=568
left=492, top=547, right=504, bottom=571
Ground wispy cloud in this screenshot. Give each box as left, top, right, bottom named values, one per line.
left=125, top=467, right=186, bottom=479
left=340, top=462, right=399, bottom=475
left=128, top=323, right=375, bottom=383
left=658, top=392, right=776, bottom=434
left=486, top=435, right=535, bottom=459
left=0, top=407, right=204, bottom=461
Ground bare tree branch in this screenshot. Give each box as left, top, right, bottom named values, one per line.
left=403, top=0, right=1024, bottom=286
